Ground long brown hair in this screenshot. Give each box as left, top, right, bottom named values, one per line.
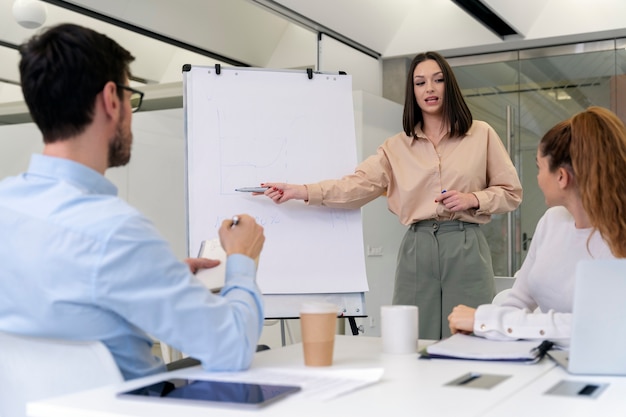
left=539, top=106, right=626, bottom=257
left=402, top=51, right=472, bottom=138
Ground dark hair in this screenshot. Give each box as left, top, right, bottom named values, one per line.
left=402, top=51, right=472, bottom=138
left=19, top=23, right=135, bottom=142
left=539, top=106, right=626, bottom=257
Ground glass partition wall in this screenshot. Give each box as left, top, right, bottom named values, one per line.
left=448, top=40, right=626, bottom=275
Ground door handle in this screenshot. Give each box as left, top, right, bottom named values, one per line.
left=522, top=232, right=532, bottom=251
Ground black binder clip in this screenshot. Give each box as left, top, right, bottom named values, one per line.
left=215, top=64, right=221, bottom=75
left=306, top=68, right=313, bottom=79
left=532, top=340, right=555, bottom=359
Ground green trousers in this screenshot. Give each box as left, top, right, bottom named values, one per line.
left=392, top=220, right=495, bottom=340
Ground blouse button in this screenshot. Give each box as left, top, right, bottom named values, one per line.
left=507, top=328, right=513, bottom=334
left=539, top=330, right=545, bottom=336
left=480, top=324, right=486, bottom=330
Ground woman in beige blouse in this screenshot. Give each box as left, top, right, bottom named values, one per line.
left=260, top=51, right=522, bottom=340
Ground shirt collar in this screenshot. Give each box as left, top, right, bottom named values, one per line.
left=410, top=122, right=467, bottom=142
left=412, top=123, right=428, bottom=141
left=28, top=154, right=118, bottom=196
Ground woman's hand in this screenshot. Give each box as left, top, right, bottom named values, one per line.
left=257, top=182, right=308, bottom=204
left=435, top=190, right=479, bottom=212
left=448, top=304, right=477, bottom=335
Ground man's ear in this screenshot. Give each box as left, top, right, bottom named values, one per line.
left=100, top=81, right=120, bottom=119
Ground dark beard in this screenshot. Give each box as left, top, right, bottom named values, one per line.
left=108, top=123, right=132, bottom=168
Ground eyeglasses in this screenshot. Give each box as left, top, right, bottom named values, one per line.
left=116, top=84, right=145, bottom=113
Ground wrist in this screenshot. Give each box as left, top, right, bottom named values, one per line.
left=472, top=193, right=480, bottom=209
left=301, top=184, right=309, bottom=201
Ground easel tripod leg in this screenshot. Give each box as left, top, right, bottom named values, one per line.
left=348, top=317, right=359, bottom=335
left=280, top=319, right=286, bottom=346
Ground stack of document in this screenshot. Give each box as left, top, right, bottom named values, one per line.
left=423, top=334, right=552, bottom=363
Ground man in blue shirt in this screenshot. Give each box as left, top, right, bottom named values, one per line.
left=0, top=23, right=266, bottom=380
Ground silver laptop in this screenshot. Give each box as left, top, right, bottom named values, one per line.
left=548, top=259, right=626, bottom=375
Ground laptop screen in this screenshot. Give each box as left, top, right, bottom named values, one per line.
left=567, top=259, right=626, bottom=375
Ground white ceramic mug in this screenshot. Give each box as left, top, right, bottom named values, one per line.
left=380, top=305, right=418, bottom=354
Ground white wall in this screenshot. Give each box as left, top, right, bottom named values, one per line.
left=0, top=109, right=188, bottom=258
left=265, top=24, right=317, bottom=70
left=0, top=122, right=42, bottom=176
left=319, top=34, right=383, bottom=97
left=351, top=91, right=405, bottom=337
left=117, top=109, right=187, bottom=259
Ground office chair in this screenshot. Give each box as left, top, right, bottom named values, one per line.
left=162, top=343, right=272, bottom=371
left=0, top=331, right=123, bottom=417
left=492, top=288, right=513, bottom=305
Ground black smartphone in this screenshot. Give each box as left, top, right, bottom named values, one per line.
left=117, top=378, right=301, bottom=409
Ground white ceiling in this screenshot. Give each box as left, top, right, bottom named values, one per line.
left=2, top=0, right=626, bottom=105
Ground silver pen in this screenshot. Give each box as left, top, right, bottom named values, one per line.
left=234, top=187, right=269, bottom=192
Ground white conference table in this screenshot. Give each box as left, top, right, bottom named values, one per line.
left=483, top=365, right=626, bottom=417
left=28, top=335, right=558, bottom=417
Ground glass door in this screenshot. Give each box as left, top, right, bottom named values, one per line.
left=517, top=41, right=617, bottom=264
left=450, top=40, right=621, bottom=275
left=451, top=52, right=521, bottom=276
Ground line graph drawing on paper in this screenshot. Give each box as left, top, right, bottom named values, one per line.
left=215, top=106, right=308, bottom=194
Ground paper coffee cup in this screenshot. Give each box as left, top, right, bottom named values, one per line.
left=300, top=302, right=338, bottom=366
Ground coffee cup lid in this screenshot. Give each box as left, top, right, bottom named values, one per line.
left=300, top=301, right=339, bottom=314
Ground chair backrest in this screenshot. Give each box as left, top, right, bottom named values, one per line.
left=492, top=288, right=512, bottom=305
left=494, top=276, right=515, bottom=294
left=0, top=331, right=123, bottom=417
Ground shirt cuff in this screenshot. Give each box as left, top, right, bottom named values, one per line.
left=305, top=183, right=323, bottom=205
left=473, top=304, right=517, bottom=341
left=472, top=190, right=488, bottom=215
left=223, top=254, right=257, bottom=286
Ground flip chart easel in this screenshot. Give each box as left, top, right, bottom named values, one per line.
left=182, top=64, right=368, bottom=337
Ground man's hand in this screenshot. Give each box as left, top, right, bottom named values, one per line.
left=184, top=258, right=220, bottom=274
left=218, top=214, right=265, bottom=260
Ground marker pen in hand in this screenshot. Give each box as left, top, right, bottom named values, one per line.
left=235, top=187, right=269, bottom=192
left=231, top=215, right=240, bottom=227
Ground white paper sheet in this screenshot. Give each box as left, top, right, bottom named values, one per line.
left=187, top=367, right=384, bottom=401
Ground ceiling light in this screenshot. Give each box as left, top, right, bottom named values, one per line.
left=13, top=0, right=48, bottom=29
left=547, top=90, right=572, bottom=101
left=451, top=0, right=519, bottom=39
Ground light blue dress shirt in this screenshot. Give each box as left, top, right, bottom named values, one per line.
left=0, top=154, right=264, bottom=380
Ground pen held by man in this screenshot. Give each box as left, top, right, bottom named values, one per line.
left=219, top=214, right=264, bottom=267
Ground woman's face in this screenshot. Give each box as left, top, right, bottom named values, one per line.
left=536, top=149, right=562, bottom=207
left=413, top=59, right=445, bottom=116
